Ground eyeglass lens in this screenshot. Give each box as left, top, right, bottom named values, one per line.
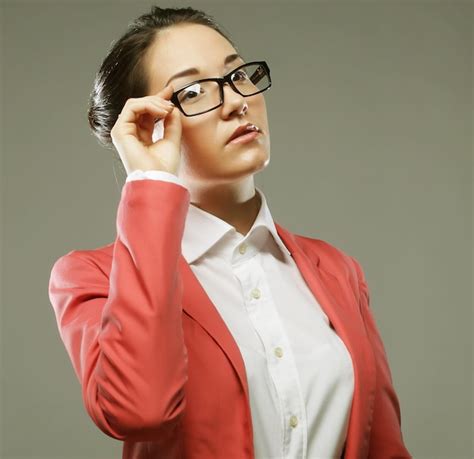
left=177, top=63, right=270, bottom=116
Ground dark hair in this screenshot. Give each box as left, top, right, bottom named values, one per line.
left=87, top=6, right=237, bottom=151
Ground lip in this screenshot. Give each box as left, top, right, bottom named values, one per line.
left=227, top=130, right=261, bottom=145
left=226, top=122, right=261, bottom=144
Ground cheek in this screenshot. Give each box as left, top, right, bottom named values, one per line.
left=183, top=126, right=217, bottom=153
left=254, top=93, right=267, bottom=109
left=181, top=123, right=222, bottom=169
left=182, top=110, right=222, bottom=148
left=252, top=95, right=269, bottom=126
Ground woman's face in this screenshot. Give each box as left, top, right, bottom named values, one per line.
left=143, top=23, right=270, bottom=187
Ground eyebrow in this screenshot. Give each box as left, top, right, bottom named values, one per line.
left=165, top=53, right=243, bottom=87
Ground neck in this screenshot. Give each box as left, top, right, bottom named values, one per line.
left=187, top=178, right=261, bottom=236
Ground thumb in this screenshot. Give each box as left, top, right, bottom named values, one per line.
left=162, top=103, right=182, bottom=145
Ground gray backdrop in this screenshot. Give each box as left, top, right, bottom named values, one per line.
left=1, top=1, right=472, bottom=458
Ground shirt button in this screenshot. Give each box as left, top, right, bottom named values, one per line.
left=274, top=347, right=283, bottom=358
left=239, top=243, right=248, bottom=254
left=289, top=415, right=298, bottom=428
left=251, top=288, right=261, bottom=299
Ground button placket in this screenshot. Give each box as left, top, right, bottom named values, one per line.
left=230, top=250, right=306, bottom=458
left=274, top=346, right=284, bottom=358
left=251, top=287, right=261, bottom=299
left=289, top=415, right=298, bottom=428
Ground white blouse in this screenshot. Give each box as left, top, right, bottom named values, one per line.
left=126, top=170, right=355, bottom=459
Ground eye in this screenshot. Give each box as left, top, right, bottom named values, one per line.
left=232, top=69, right=249, bottom=81
left=179, top=83, right=203, bottom=102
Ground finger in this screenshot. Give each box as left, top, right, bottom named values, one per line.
left=152, top=83, right=176, bottom=105
left=117, top=99, right=173, bottom=128
left=162, top=105, right=182, bottom=145
left=156, top=82, right=175, bottom=96
left=147, top=85, right=175, bottom=102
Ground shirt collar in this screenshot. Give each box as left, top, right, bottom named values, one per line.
left=182, top=186, right=291, bottom=265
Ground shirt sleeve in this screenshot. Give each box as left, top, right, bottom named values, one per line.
left=48, top=180, right=190, bottom=442
left=351, top=256, right=412, bottom=458
left=126, top=169, right=188, bottom=190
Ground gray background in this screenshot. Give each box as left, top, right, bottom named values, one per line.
left=1, top=1, right=472, bottom=458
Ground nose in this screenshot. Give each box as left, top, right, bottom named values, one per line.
left=220, top=81, right=247, bottom=118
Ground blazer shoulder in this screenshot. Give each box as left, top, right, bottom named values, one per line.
left=49, top=242, right=114, bottom=288
left=293, top=233, right=364, bottom=287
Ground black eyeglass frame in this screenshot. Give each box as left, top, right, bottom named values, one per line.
left=169, top=60, right=272, bottom=117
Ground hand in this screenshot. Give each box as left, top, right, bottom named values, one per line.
left=110, top=83, right=183, bottom=175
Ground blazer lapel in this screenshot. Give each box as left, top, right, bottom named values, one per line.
left=179, top=255, right=252, bottom=404
left=275, top=223, right=376, bottom=458
left=179, top=222, right=376, bottom=458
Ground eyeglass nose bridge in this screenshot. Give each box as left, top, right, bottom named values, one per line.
left=217, top=73, right=247, bottom=104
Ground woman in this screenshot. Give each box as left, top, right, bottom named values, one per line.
left=48, top=6, right=411, bottom=459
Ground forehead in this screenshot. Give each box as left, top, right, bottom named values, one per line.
left=145, top=23, right=240, bottom=93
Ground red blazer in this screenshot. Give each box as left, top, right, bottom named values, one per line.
left=48, top=179, right=411, bottom=459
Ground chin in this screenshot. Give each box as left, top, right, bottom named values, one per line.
left=247, top=148, right=270, bottom=174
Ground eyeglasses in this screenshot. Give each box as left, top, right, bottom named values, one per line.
left=169, top=60, right=272, bottom=117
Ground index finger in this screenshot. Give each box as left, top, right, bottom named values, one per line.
left=156, top=83, right=175, bottom=96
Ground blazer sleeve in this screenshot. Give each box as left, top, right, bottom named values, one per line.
left=48, top=180, right=190, bottom=442
left=351, top=256, right=412, bottom=458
